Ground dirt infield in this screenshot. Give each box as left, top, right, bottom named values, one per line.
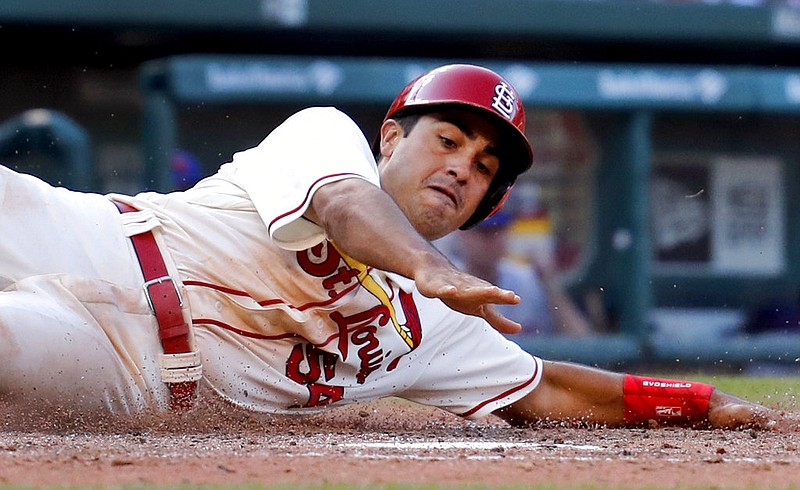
left=1, top=396, right=799, bottom=489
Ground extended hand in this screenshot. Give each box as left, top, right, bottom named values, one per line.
left=707, top=390, right=798, bottom=431
left=414, top=267, right=522, bottom=334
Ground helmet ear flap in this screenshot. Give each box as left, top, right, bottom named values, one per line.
left=459, top=180, right=513, bottom=231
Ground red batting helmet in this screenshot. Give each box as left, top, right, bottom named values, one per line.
left=382, top=64, right=534, bottom=230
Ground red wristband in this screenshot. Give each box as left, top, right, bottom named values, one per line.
left=623, top=374, right=714, bottom=426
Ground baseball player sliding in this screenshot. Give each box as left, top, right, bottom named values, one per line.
left=0, top=64, right=790, bottom=430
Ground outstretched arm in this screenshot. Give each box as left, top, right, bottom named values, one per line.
left=494, top=360, right=792, bottom=430
left=307, top=177, right=522, bottom=334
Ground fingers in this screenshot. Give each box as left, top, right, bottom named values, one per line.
left=414, top=268, right=523, bottom=334
left=434, top=283, right=520, bottom=305
left=434, top=287, right=523, bottom=335
left=482, top=304, right=523, bottom=335
left=707, top=391, right=786, bottom=431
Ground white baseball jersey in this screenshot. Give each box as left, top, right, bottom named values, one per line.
left=0, top=107, right=541, bottom=419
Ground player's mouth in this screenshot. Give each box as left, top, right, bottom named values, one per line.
left=427, top=183, right=460, bottom=209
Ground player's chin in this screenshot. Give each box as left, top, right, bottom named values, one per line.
left=411, top=209, right=461, bottom=241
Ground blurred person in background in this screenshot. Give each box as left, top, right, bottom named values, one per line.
left=449, top=207, right=597, bottom=337
left=504, top=181, right=557, bottom=272
left=171, top=149, right=204, bottom=191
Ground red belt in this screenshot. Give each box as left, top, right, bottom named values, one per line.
left=113, top=200, right=199, bottom=410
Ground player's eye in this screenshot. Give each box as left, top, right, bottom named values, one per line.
left=439, top=135, right=456, bottom=148
left=476, top=161, right=495, bottom=178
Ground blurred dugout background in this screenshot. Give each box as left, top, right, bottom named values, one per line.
left=2, top=0, right=800, bottom=371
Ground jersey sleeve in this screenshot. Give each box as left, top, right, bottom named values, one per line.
left=218, top=107, right=381, bottom=250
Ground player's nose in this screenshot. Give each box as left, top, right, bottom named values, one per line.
left=444, top=152, right=476, bottom=182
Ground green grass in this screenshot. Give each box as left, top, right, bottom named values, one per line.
left=689, top=374, right=798, bottom=408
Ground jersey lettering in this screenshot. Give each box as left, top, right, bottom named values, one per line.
left=331, top=305, right=392, bottom=370
left=297, top=242, right=360, bottom=299
left=351, top=324, right=385, bottom=383
left=322, top=267, right=360, bottom=296
left=288, top=241, right=425, bottom=406
left=285, top=343, right=343, bottom=408
left=296, top=242, right=340, bottom=277
left=306, top=383, right=345, bottom=407
left=286, top=343, right=337, bottom=384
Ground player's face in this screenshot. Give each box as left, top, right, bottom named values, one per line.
left=377, top=110, right=501, bottom=240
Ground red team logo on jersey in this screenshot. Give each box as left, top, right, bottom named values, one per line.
left=289, top=241, right=423, bottom=407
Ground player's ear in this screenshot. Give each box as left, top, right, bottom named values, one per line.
left=379, top=119, right=402, bottom=159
